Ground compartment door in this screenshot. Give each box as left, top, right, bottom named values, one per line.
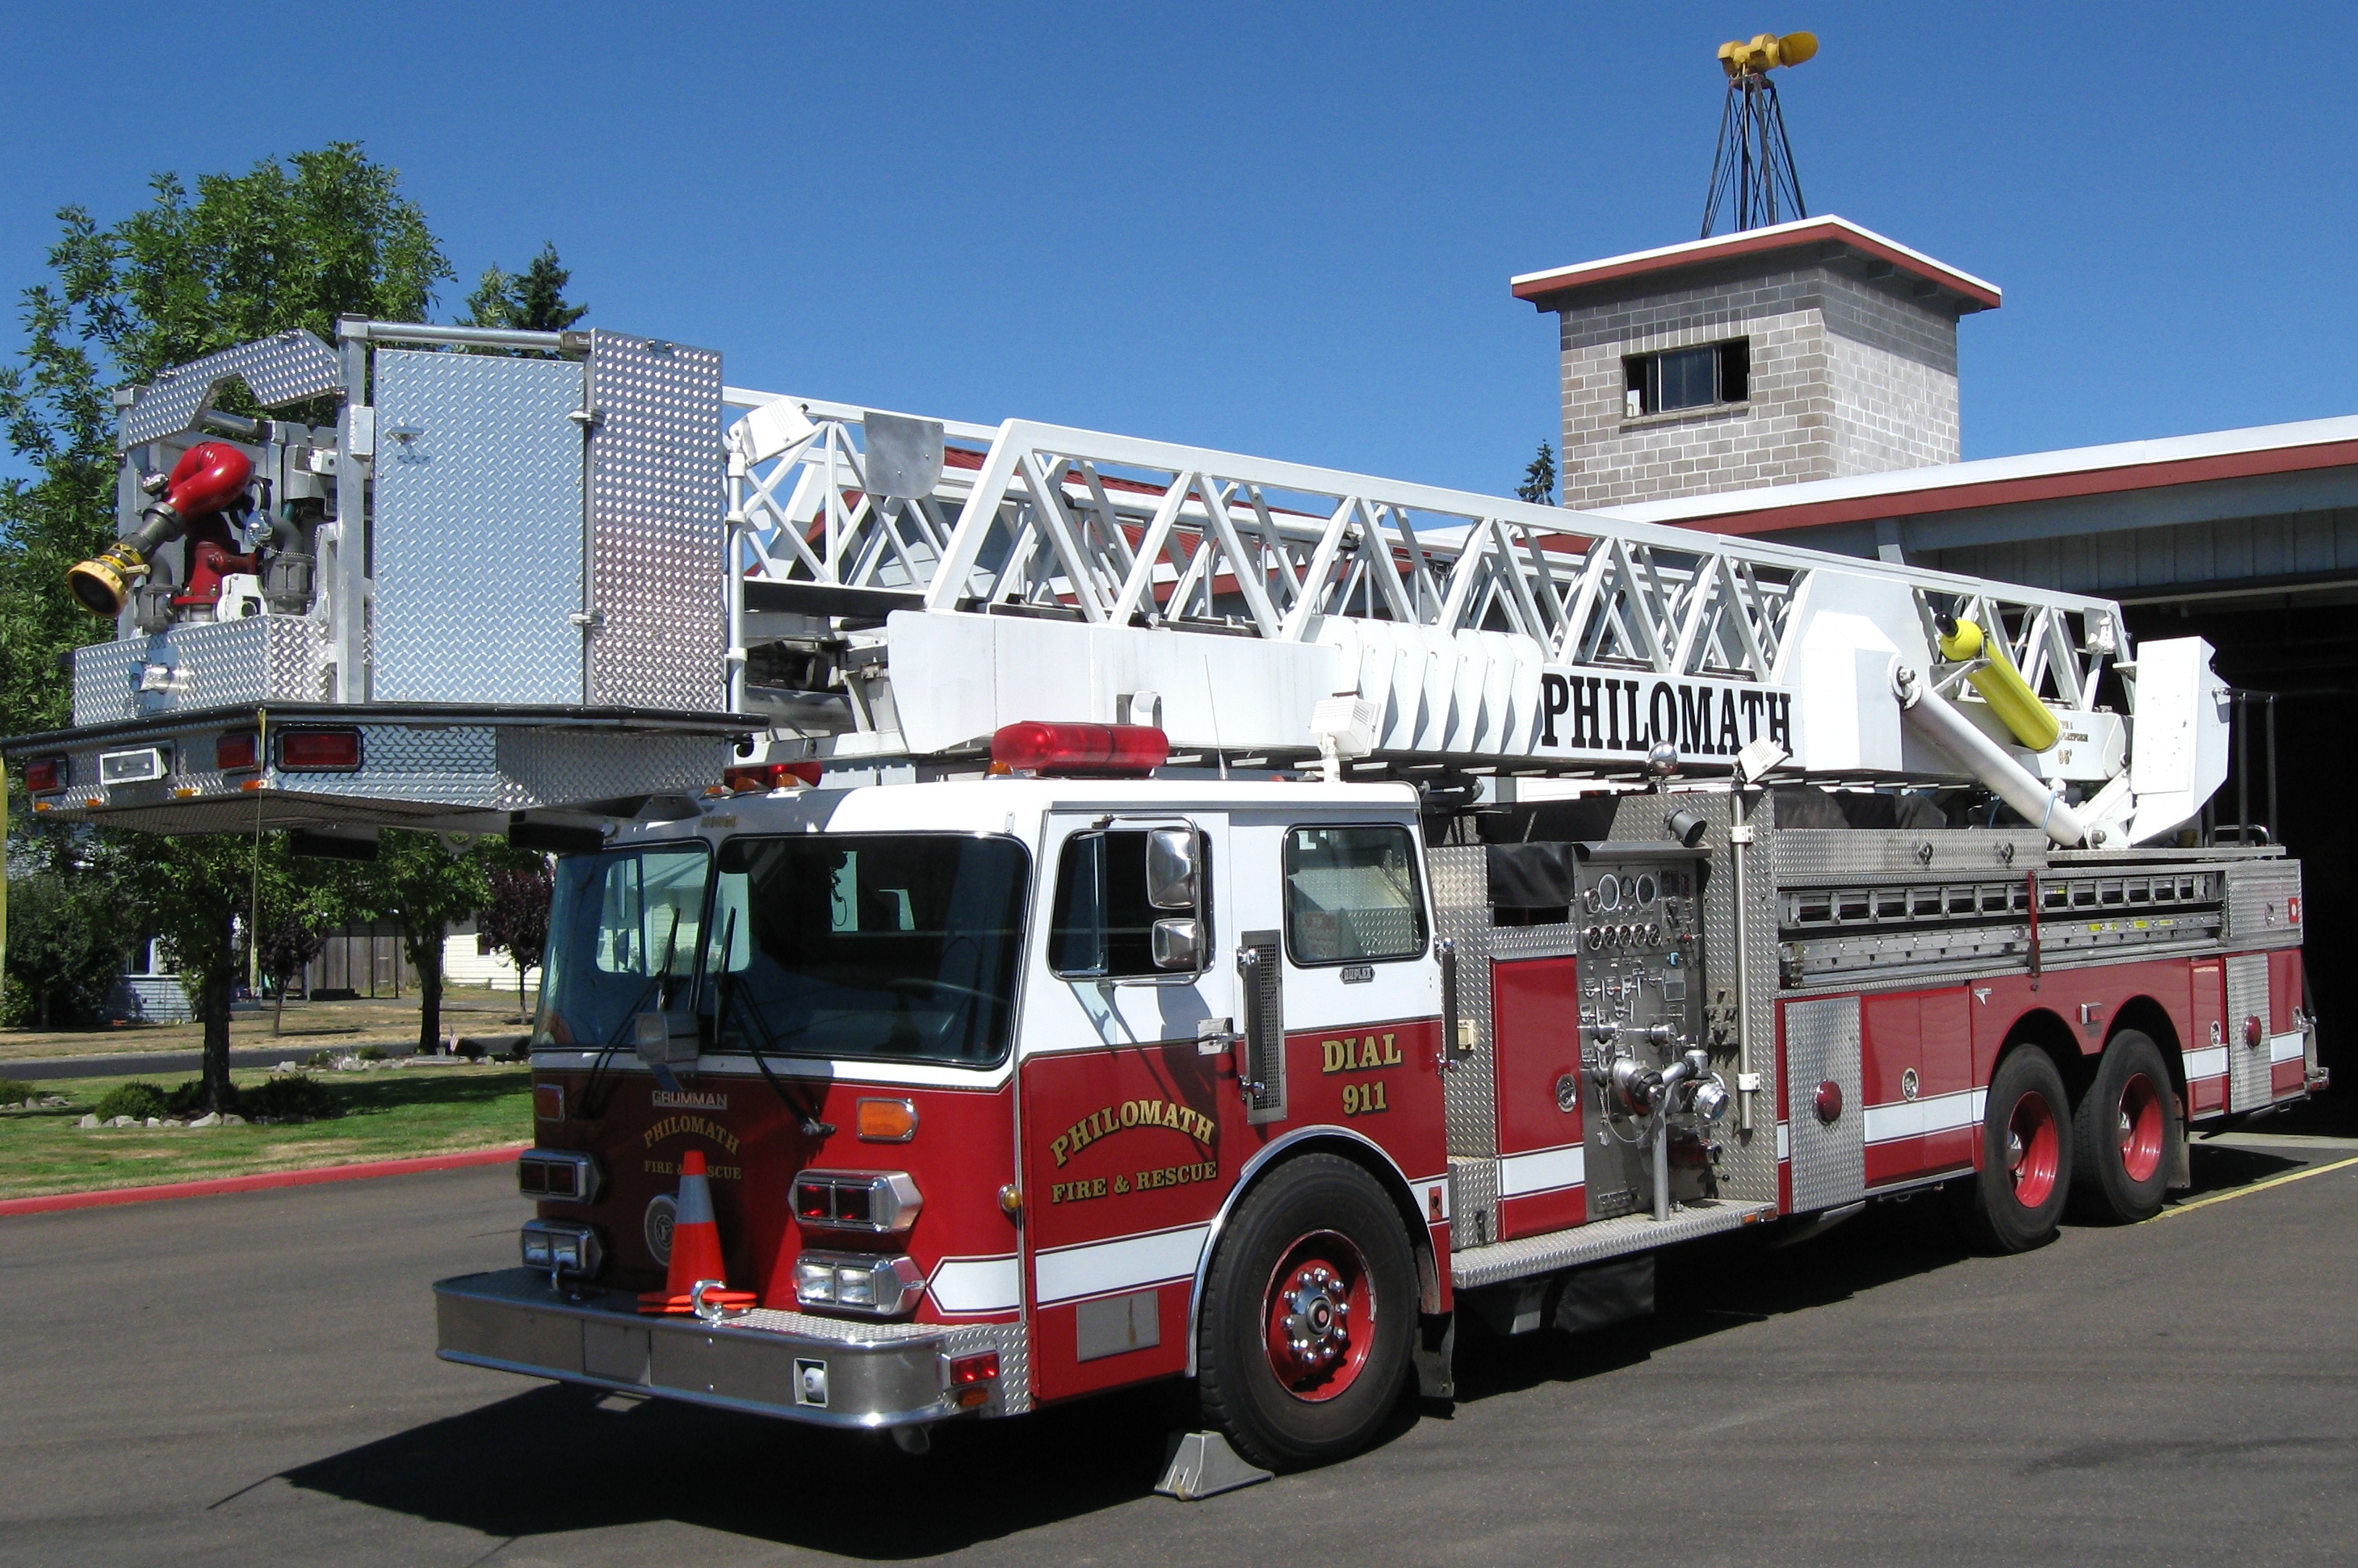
left=1783, top=995, right=1864, bottom=1214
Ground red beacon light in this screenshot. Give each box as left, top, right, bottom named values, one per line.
left=723, top=761, right=824, bottom=794
left=990, top=722, right=1169, bottom=777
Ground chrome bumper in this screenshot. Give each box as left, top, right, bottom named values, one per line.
left=434, top=1268, right=1027, bottom=1429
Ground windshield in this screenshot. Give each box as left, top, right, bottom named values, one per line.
left=535, top=844, right=710, bottom=1050
left=702, top=834, right=1028, bottom=1067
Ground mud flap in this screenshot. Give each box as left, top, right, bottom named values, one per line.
left=1414, top=1312, right=1455, bottom=1403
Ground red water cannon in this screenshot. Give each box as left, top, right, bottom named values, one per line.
left=68, top=441, right=257, bottom=618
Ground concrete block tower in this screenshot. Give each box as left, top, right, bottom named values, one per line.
left=1510, top=216, right=1999, bottom=510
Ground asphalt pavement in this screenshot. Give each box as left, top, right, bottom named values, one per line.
left=3, top=1131, right=2355, bottom=1566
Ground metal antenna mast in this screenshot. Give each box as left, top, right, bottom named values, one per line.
left=1700, top=31, right=1817, bottom=238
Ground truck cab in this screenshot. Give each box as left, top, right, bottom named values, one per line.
left=441, top=767, right=1454, bottom=1467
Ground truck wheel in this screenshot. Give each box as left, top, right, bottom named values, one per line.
left=1195, top=1153, right=1415, bottom=1471
left=2069, top=1030, right=2171, bottom=1224
left=1967, top=1046, right=2073, bottom=1252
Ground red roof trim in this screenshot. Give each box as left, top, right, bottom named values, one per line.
left=1512, top=219, right=2002, bottom=312
left=1655, top=438, right=2358, bottom=538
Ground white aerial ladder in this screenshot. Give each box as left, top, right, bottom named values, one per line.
left=8, top=320, right=2226, bottom=847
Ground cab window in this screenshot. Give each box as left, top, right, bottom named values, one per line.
left=1284, top=824, right=1425, bottom=965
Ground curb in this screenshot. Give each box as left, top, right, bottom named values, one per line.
left=0, top=1142, right=528, bottom=1217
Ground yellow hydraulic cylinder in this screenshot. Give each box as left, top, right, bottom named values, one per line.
left=1937, top=618, right=2062, bottom=753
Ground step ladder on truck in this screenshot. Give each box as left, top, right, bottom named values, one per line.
left=4, top=318, right=2322, bottom=1481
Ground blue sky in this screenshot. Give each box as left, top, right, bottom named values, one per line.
left=2, top=2, right=2349, bottom=497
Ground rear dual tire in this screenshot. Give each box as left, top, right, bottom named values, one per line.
left=1967, top=1046, right=2073, bottom=1252
left=2069, top=1030, right=2172, bottom=1225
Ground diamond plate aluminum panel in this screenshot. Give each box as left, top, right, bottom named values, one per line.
left=1429, top=845, right=1497, bottom=1158
left=1766, top=825, right=2050, bottom=883
left=1449, top=1155, right=1498, bottom=1251
left=1692, top=794, right=1781, bottom=1208
left=372, top=350, right=586, bottom=703
left=120, top=330, right=343, bottom=448
left=73, top=617, right=332, bottom=726
left=1783, top=994, right=1863, bottom=1212
left=585, top=333, right=725, bottom=709
left=498, top=727, right=727, bottom=807
left=2225, top=861, right=2303, bottom=947
left=1451, top=1199, right=1776, bottom=1290
left=2226, top=952, right=2272, bottom=1112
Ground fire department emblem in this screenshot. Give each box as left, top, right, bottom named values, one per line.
left=644, top=1193, right=678, bottom=1266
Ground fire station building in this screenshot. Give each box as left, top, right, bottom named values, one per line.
left=1515, top=215, right=2358, bottom=1077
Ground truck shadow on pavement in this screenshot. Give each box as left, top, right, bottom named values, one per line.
left=281, top=1143, right=2308, bottom=1555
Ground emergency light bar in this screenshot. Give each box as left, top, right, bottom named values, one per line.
left=990, top=722, right=1169, bottom=777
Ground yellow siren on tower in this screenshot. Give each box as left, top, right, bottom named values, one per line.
left=1718, top=31, right=1818, bottom=78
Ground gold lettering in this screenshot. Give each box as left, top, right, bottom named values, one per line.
left=1382, top=1033, right=1402, bottom=1066
left=1323, top=1039, right=1347, bottom=1074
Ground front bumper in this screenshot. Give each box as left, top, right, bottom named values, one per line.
left=434, top=1268, right=1028, bottom=1428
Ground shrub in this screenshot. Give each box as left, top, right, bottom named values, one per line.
left=0, top=1076, right=38, bottom=1106
left=455, top=1038, right=486, bottom=1061
left=304, top=1050, right=335, bottom=1068
left=355, top=1044, right=387, bottom=1062
left=242, top=1075, right=342, bottom=1122
left=162, top=1080, right=233, bottom=1117
left=93, top=1081, right=170, bottom=1121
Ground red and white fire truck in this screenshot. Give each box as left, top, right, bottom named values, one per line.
left=5, top=320, right=2319, bottom=1484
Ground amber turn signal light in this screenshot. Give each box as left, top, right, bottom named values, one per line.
left=856, top=1097, right=918, bottom=1142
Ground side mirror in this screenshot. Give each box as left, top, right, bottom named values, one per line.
left=1144, top=827, right=1198, bottom=910
left=1151, top=917, right=1202, bottom=972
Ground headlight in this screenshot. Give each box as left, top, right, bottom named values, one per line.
left=518, top=1148, right=603, bottom=1203
left=793, top=1251, right=925, bottom=1317
left=793, top=1170, right=922, bottom=1235
left=520, top=1219, right=605, bottom=1279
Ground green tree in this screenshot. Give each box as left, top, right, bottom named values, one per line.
left=0, top=868, right=134, bottom=1029
left=107, top=831, right=254, bottom=1111
left=465, top=242, right=589, bottom=334
left=0, top=143, right=453, bottom=740
left=255, top=849, right=355, bottom=1035
left=1517, top=441, right=1557, bottom=506
left=355, top=832, right=492, bottom=1055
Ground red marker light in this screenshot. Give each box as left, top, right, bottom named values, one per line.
left=22, top=756, right=68, bottom=794
left=723, top=761, right=822, bottom=794
left=277, top=728, right=363, bottom=772
left=1813, top=1080, right=1844, bottom=1124
left=216, top=732, right=260, bottom=773
left=990, top=722, right=1169, bottom=776
left=2245, top=1015, right=2264, bottom=1047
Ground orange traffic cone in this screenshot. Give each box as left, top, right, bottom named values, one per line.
left=638, top=1150, right=759, bottom=1316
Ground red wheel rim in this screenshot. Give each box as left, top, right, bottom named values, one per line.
left=2003, top=1090, right=2061, bottom=1208
left=1261, top=1230, right=1376, bottom=1403
left=2116, top=1071, right=2164, bottom=1184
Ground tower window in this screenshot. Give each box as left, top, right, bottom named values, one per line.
left=1624, top=339, right=1749, bottom=417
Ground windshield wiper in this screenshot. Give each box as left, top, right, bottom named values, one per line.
left=712, top=908, right=837, bottom=1138
left=577, top=908, right=682, bottom=1116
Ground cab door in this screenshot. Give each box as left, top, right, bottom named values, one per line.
left=1017, top=811, right=1235, bottom=1402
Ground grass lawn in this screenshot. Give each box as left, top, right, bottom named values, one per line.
left=0, top=1062, right=531, bottom=1200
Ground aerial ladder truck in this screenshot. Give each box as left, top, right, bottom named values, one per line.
left=4, top=319, right=2319, bottom=1481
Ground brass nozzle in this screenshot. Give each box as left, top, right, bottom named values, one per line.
left=67, top=545, right=145, bottom=618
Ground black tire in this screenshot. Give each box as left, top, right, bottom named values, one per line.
left=1967, top=1046, right=2074, bottom=1252
left=2069, top=1030, right=2173, bottom=1224
left=1195, top=1153, right=1416, bottom=1471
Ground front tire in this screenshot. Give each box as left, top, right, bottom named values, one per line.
left=1968, top=1046, right=2073, bottom=1252
left=1196, top=1154, right=1415, bottom=1471
left=2069, top=1029, right=2172, bottom=1223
